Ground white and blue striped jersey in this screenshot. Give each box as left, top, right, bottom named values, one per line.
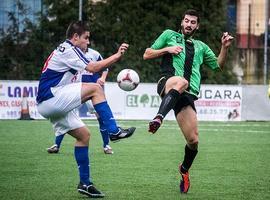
left=80, top=48, right=108, bottom=83
left=36, top=40, right=89, bottom=103
left=85, top=48, right=103, bottom=67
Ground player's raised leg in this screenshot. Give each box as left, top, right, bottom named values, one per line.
left=97, top=117, right=113, bottom=154
left=81, top=83, right=136, bottom=141
left=84, top=101, right=113, bottom=154
left=149, top=76, right=188, bottom=133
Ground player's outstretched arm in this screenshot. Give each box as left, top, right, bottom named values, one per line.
left=217, top=32, right=234, bottom=69
left=143, top=46, right=183, bottom=60
left=86, top=43, right=129, bottom=73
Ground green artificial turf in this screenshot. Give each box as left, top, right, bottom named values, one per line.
left=0, top=120, right=269, bottom=200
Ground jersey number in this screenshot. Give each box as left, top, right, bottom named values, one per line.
left=58, top=45, right=65, bottom=52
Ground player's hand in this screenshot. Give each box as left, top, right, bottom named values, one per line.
left=97, top=78, right=105, bottom=86
left=221, top=32, right=234, bottom=48
left=167, top=46, right=183, bottom=55
left=117, top=43, right=129, bottom=55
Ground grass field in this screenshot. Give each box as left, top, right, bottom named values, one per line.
left=0, top=120, right=270, bottom=200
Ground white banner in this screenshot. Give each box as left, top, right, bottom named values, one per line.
left=104, top=83, right=174, bottom=120
left=103, top=83, right=242, bottom=121
left=0, top=80, right=42, bottom=119
left=196, top=85, right=242, bottom=121
left=0, top=81, right=242, bottom=121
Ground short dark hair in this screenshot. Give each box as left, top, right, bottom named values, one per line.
left=66, top=21, right=89, bottom=39
left=182, top=9, right=200, bottom=23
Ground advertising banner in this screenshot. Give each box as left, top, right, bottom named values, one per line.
left=0, top=81, right=242, bottom=121
left=104, top=83, right=175, bottom=120
left=196, top=85, right=242, bottom=121
left=0, top=80, right=43, bottom=119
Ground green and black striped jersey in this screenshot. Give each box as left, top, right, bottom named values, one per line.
left=151, top=29, right=220, bottom=97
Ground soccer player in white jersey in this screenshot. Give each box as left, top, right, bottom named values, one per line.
left=47, top=48, right=114, bottom=154
left=36, top=21, right=136, bottom=198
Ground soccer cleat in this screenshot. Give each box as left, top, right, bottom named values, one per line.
left=103, top=145, right=114, bottom=154
left=148, top=116, right=162, bottom=134
left=77, top=182, right=105, bottom=198
left=47, top=144, right=59, bottom=154
left=109, top=127, right=136, bottom=142
left=179, top=164, right=190, bottom=193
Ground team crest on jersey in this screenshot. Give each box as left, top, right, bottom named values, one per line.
left=175, top=36, right=183, bottom=44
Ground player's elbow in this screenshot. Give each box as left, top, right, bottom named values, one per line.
left=86, top=63, right=98, bottom=73
left=143, top=48, right=152, bottom=60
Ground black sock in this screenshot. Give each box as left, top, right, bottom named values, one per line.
left=181, top=144, right=198, bottom=173
left=156, top=89, right=180, bottom=120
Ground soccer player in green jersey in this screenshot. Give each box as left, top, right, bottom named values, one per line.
left=143, top=9, right=233, bottom=193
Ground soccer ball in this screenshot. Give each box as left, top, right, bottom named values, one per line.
left=117, top=69, right=140, bottom=91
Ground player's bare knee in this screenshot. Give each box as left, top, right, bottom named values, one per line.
left=173, top=78, right=188, bottom=93
left=82, top=83, right=99, bottom=101
left=187, top=137, right=198, bottom=144
left=177, top=78, right=188, bottom=91
left=83, top=83, right=104, bottom=101
left=186, top=132, right=199, bottom=150
left=80, top=131, right=90, bottom=144
left=182, top=78, right=189, bottom=89
left=87, top=83, right=102, bottom=94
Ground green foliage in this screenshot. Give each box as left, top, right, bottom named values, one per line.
left=33, top=0, right=91, bottom=78
left=0, top=0, right=237, bottom=83
left=0, top=1, right=39, bottom=79
left=0, top=0, right=87, bottom=80
left=88, top=0, right=237, bottom=83
left=88, top=0, right=185, bottom=82
left=40, top=0, right=89, bottom=48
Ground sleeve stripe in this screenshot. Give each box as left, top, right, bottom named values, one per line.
left=72, top=47, right=89, bottom=65
left=97, top=55, right=102, bottom=61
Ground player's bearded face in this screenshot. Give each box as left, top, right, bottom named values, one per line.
left=181, top=15, right=199, bottom=37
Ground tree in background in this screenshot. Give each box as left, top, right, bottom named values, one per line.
left=88, top=0, right=237, bottom=83
left=39, top=0, right=90, bottom=49
left=31, top=0, right=90, bottom=79
left=0, top=0, right=237, bottom=83
left=0, top=0, right=87, bottom=80
left=0, top=1, right=38, bottom=79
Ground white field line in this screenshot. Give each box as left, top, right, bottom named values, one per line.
left=198, top=123, right=270, bottom=127
left=198, top=128, right=268, bottom=134
left=84, top=120, right=270, bottom=127
left=85, top=123, right=269, bottom=134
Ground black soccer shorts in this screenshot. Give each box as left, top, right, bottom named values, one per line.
left=156, top=76, right=197, bottom=115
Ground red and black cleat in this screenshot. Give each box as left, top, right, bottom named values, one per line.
left=179, top=164, right=190, bottom=194
left=148, top=116, right=163, bottom=134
